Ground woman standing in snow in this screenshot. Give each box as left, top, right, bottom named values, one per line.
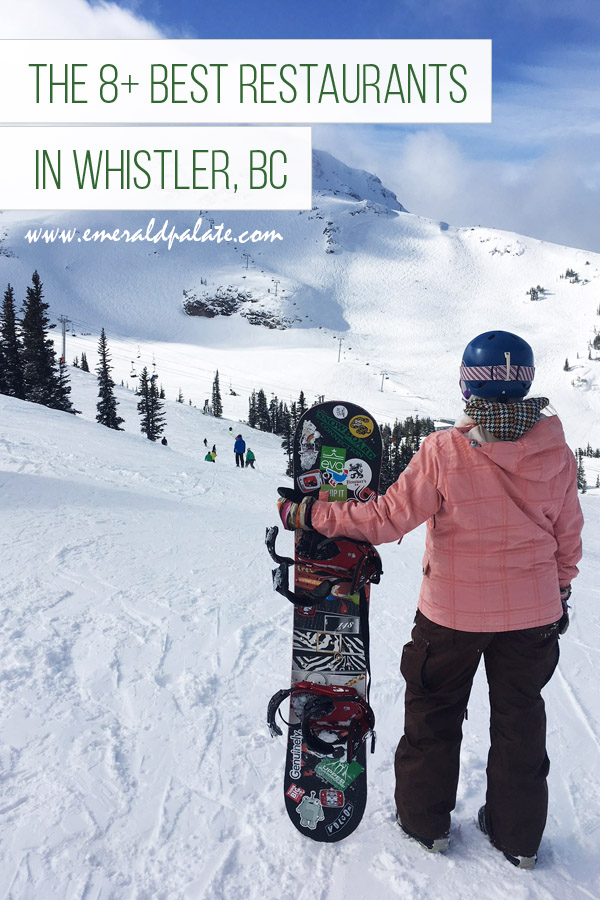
left=277, top=331, right=583, bottom=869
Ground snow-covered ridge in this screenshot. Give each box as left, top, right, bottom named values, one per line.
left=312, top=149, right=405, bottom=212
left=1, top=149, right=600, bottom=452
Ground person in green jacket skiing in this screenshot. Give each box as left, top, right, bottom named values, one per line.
left=246, top=448, right=256, bottom=469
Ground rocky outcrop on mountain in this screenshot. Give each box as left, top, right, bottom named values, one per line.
left=182, top=286, right=299, bottom=330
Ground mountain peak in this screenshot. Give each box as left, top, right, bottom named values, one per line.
left=312, top=149, right=405, bottom=212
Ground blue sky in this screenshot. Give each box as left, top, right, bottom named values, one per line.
left=4, top=0, right=600, bottom=250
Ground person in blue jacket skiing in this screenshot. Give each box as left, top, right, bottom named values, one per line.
left=234, top=434, right=246, bottom=468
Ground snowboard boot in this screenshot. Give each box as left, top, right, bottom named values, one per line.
left=396, top=814, right=449, bottom=853
left=477, top=805, right=537, bottom=870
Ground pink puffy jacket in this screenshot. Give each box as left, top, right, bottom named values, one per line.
left=311, top=415, right=583, bottom=632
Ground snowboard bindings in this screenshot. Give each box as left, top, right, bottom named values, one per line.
left=267, top=680, right=376, bottom=763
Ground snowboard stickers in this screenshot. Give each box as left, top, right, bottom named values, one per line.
left=267, top=401, right=382, bottom=842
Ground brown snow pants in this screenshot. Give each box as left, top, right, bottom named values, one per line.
left=395, top=609, right=560, bottom=856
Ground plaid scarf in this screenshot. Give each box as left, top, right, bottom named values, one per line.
left=464, top=397, right=549, bottom=442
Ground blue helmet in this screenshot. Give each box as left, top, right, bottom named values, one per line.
left=460, top=331, right=535, bottom=400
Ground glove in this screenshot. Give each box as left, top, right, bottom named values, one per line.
left=277, top=487, right=315, bottom=531
left=559, top=586, right=571, bottom=635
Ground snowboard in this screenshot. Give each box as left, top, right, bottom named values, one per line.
left=266, top=401, right=382, bottom=842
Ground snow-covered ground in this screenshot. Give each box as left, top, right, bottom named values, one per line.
left=1, top=373, right=599, bottom=900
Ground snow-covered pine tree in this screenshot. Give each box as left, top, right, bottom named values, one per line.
left=96, top=328, right=124, bottom=429
left=576, top=450, right=587, bottom=493
left=255, top=388, right=270, bottom=431
left=1, top=284, right=25, bottom=399
left=20, top=271, right=64, bottom=408
left=55, top=358, right=78, bottom=414
left=297, top=390, right=307, bottom=416
left=80, top=351, right=90, bottom=372
left=177, top=388, right=184, bottom=403
left=248, top=390, right=258, bottom=428
left=0, top=327, right=6, bottom=395
left=280, top=403, right=293, bottom=475
left=138, top=366, right=166, bottom=440
left=212, top=370, right=223, bottom=417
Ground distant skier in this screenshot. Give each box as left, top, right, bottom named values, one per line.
left=161, top=436, right=168, bottom=446
left=212, top=444, right=216, bottom=456
left=234, top=434, right=246, bottom=468
left=203, top=438, right=208, bottom=447
left=245, top=448, right=256, bottom=469
left=277, top=331, right=583, bottom=869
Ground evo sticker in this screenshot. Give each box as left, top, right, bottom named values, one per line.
left=315, top=758, right=365, bottom=791
left=349, top=415, right=374, bottom=439
left=320, top=446, right=346, bottom=474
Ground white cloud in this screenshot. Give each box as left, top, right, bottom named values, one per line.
left=0, top=0, right=163, bottom=39
left=313, top=46, right=600, bottom=253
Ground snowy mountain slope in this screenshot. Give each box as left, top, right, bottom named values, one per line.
left=1, top=149, right=599, bottom=451
left=1, top=379, right=599, bottom=900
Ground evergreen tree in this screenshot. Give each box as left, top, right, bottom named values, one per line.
left=297, top=390, right=307, bottom=416
left=96, top=328, right=124, bottom=429
left=73, top=356, right=79, bottom=368
left=563, top=358, right=570, bottom=371
left=177, top=388, right=184, bottom=403
left=280, top=404, right=293, bottom=475
left=159, top=384, right=165, bottom=399
left=80, top=351, right=90, bottom=372
left=576, top=450, right=587, bottom=493
left=0, top=328, right=6, bottom=395
left=55, top=358, right=77, bottom=413
left=20, top=271, right=62, bottom=408
left=248, top=390, right=258, bottom=428
left=138, top=366, right=166, bottom=440
left=256, top=388, right=270, bottom=431
left=0, top=284, right=25, bottom=398
left=212, top=369, right=223, bottom=418
left=380, top=424, right=394, bottom=492
left=268, top=394, right=279, bottom=433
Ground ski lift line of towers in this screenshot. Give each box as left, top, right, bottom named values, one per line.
left=59, top=314, right=379, bottom=412
left=64, top=321, right=326, bottom=411
left=60, top=315, right=423, bottom=423
left=68, top=332, right=416, bottom=425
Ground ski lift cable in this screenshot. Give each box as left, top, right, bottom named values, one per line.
left=59, top=311, right=385, bottom=409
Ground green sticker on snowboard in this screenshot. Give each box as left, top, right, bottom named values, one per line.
left=316, top=758, right=365, bottom=791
